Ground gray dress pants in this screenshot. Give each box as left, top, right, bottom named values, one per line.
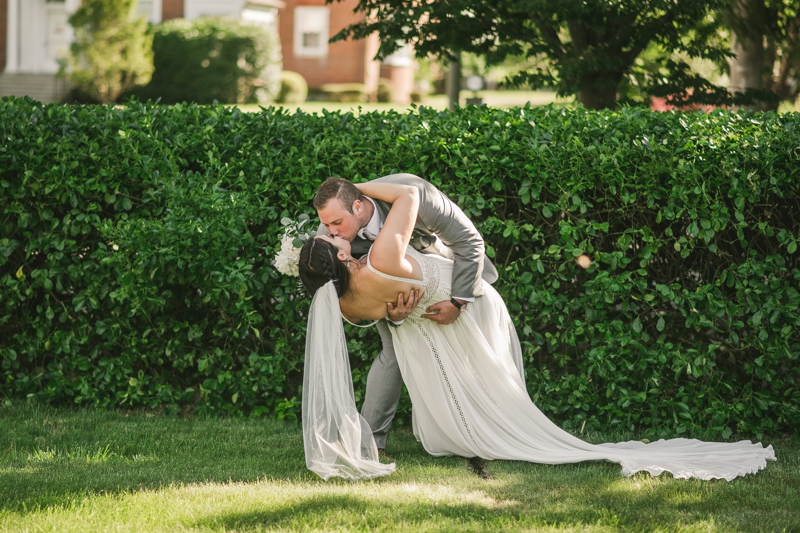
left=360, top=319, right=403, bottom=449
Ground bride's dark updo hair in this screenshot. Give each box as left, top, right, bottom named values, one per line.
left=299, top=238, right=351, bottom=297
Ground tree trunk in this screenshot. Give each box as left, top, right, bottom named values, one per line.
left=446, top=54, right=461, bottom=111
left=567, top=19, right=624, bottom=109
left=729, top=0, right=765, bottom=109
left=577, top=75, right=621, bottom=109
left=763, top=16, right=800, bottom=110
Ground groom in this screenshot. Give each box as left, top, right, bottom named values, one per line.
left=314, top=173, right=498, bottom=454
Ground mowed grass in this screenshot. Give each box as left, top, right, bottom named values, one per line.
left=0, top=404, right=797, bottom=532
left=235, top=90, right=570, bottom=115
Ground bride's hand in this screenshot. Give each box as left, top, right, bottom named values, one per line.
left=387, top=290, right=423, bottom=322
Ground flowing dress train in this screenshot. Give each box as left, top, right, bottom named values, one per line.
left=370, top=246, right=775, bottom=481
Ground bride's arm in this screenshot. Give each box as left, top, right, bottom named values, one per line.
left=355, top=182, right=419, bottom=278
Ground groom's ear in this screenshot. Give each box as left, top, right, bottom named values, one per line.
left=352, top=199, right=363, bottom=216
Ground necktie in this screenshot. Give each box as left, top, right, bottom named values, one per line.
left=363, top=229, right=376, bottom=241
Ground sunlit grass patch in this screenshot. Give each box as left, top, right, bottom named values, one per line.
left=6, top=443, right=126, bottom=465
left=0, top=404, right=797, bottom=532
left=234, top=90, right=568, bottom=115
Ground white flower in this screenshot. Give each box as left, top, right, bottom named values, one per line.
left=273, top=233, right=301, bottom=276
left=273, top=215, right=315, bottom=278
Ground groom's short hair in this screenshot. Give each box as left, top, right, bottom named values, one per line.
left=313, top=177, right=364, bottom=214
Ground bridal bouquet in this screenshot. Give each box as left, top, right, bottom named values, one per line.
left=273, top=214, right=315, bottom=277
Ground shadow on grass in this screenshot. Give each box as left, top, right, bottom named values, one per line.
left=0, top=452, right=309, bottom=510
left=192, top=469, right=797, bottom=532
left=3, top=448, right=797, bottom=532
left=194, top=445, right=797, bottom=532
left=2, top=405, right=797, bottom=532
left=195, top=493, right=524, bottom=531
left=0, top=404, right=313, bottom=513
left=480, top=452, right=798, bottom=532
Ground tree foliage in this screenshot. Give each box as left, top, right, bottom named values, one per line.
left=61, top=0, right=154, bottom=104
left=329, top=0, right=749, bottom=109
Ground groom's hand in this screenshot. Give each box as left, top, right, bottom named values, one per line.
left=422, top=299, right=461, bottom=325
left=387, top=290, right=423, bottom=322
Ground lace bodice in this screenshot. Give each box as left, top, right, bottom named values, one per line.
left=367, top=245, right=447, bottom=319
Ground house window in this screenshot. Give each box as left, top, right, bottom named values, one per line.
left=242, top=7, right=278, bottom=27
left=384, top=42, right=413, bottom=67
left=294, top=6, right=329, bottom=57
left=185, top=0, right=240, bottom=19
left=45, top=0, right=70, bottom=72
left=136, top=0, right=163, bottom=23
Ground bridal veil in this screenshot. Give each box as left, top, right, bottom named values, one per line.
left=302, top=281, right=396, bottom=480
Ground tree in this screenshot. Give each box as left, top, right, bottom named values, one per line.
left=61, top=0, right=154, bottom=103
left=330, top=0, right=745, bottom=109
left=726, top=0, right=800, bottom=110
left=729, top=0, right=765, bottom=104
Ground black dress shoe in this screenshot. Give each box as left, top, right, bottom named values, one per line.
left=377, top=448, right=394, bottom=463
left=468, top=457, right=492, bottom=479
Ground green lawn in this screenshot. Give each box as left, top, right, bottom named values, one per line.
left=1, top=404, right=797, bottom=532
left=233, top=90, right=800, bottom=115
left=235, top=90, right=570, bottom=114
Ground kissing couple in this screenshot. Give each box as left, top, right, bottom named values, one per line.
left=291, top=173, right=774, bottom=481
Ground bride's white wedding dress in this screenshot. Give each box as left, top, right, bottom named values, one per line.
left=302, top=246, right=775, bottom=481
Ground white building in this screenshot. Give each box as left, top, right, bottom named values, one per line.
left=0, top=0, right=282, bottom=103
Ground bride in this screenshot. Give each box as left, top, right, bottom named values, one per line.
left=297, top=181, right=775, bottom=481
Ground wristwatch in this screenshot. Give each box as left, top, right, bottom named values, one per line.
left=450, top=298, right=465, bottom=311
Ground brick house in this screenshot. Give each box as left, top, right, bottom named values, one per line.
left=278, top=0, right=413, bottom=103
left=0, top=0, right=413, bottom=103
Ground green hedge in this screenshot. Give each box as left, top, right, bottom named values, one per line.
left=131, top=17, right=281, bottom=104
left=1, top=97, right=799, bottom=439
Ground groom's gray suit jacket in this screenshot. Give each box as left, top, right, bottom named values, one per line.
left=316, top=173, right=497, bottom=448
left=318, top=173, right=498, bottom=295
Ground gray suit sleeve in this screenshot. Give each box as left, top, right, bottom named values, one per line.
left=373, top=173, right=486, bottom=299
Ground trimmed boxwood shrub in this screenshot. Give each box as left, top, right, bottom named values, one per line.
left=1, top=96, right=798, bottom=439
left=276, top=71, right=307, bottom=104
left=377, top=78, right=393, bottom=103
left=318, top=83, right=368, bottom=103
left=132, top=17, right=281, bottom=104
